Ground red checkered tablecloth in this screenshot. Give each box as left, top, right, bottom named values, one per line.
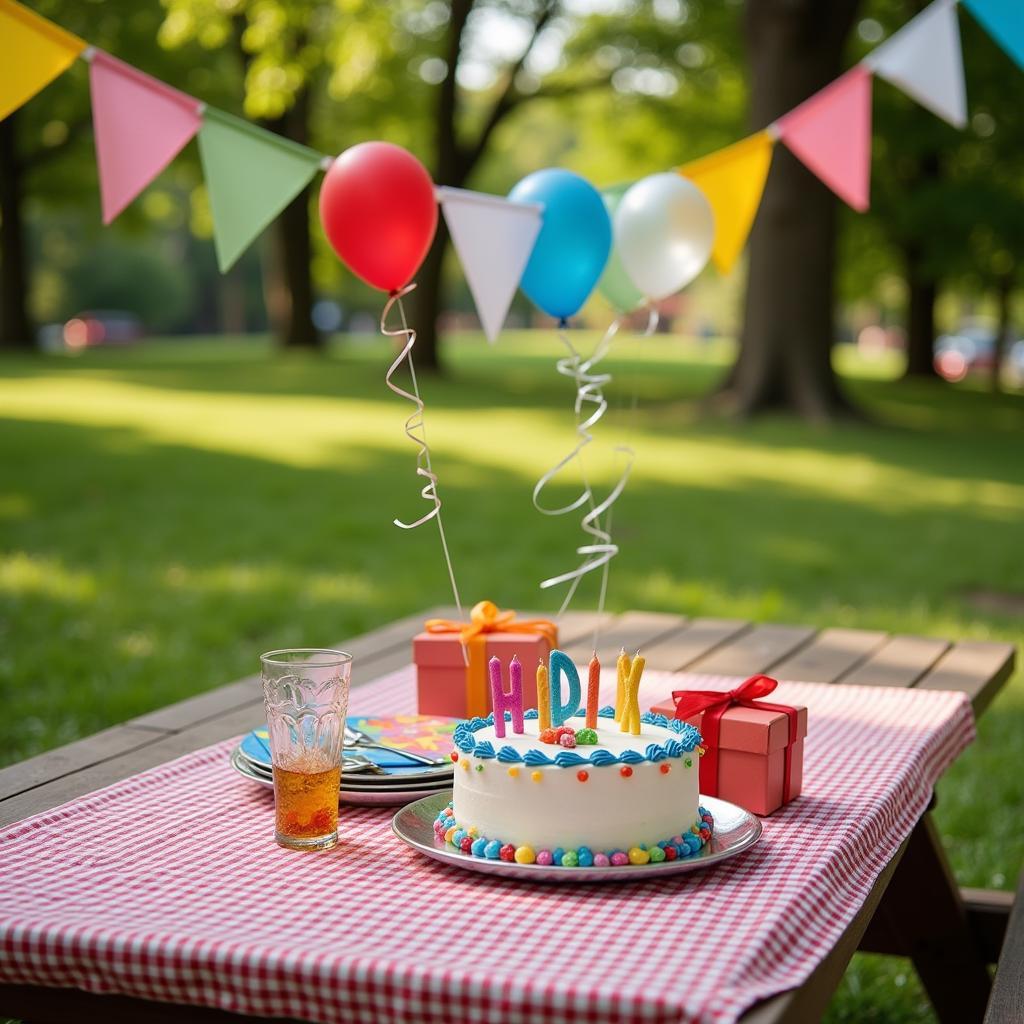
left=0, top=667, right=974, bottom=1024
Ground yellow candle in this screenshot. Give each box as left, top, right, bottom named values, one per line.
left=537, top=660, right=551, bottom=731
left=614, top=648, right=630, bottom=722
left=620, top=653, right=645, bottom=736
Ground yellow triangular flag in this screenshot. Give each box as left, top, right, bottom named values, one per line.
left=0, top=0, right=85, bottom=121
left=678, top=131, right=774, bottom=275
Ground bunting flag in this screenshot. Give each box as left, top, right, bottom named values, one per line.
left=775, top=65, right=873, bottom=212
left=962, top=0, right=1024, bottom=72
left=678, top=132, right=774, bottom=274
left=868, top=0, right=967, bottom=128
left=90, top=51, right=202, bottom=224
left=197, top=107, right=323, bottom=272
left=438, top=186, right=543, bottom=343
left=0, top=0, right=84, bottom=121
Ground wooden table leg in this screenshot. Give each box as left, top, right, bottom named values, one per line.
left=858, top=813, right=992, bottom=1023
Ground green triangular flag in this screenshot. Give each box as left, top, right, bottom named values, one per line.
left=198, top=106, right=323, bottom=272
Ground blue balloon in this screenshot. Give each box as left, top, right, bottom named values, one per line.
left=508, top=169, right=611, bottom=321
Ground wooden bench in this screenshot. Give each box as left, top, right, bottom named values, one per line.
left=985, top=870, right=1024, bottom=1023
left=0, top=609, right=1016, bottom=1024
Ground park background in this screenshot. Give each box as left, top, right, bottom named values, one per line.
left=1, top=1, right=1022, bottom=1021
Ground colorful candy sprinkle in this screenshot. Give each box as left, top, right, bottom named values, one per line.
left=474, top=763, right=484, bottom=772
left=660, top=763, right=671, bottom=775
left=575, top=728, right=598, bottom=745
left=620, top=765, right=633, bottom=778
left=561, top=850, right=579, bottom=867
left=684, top=758, right=693, bottom=768
left=664, top=844, right=677, bottom=861
left=530, top=770, right=543, bottom=782
left=450, top=752, right=458, bottom=762
left=444, top=827, right=458, bottom=844
left=514, top=845, right=536, bottom=865
left=649, top=846, right=666, bottom=863
left=499, top=843, right=516, bottom=862
left=536, top=849, right=554, bottom=866
left=577, top=847, right=594, bottom=867
left=552, top=848, right=565, bottom=866
left=484, top=840, right=502, bottom=859
left=459, top=836, right=473, bottom=853
left=610, top=851, right=629, bottom=867
left=559, top=733, right=576, bottom=748
left=507, top=766, right=520, bottom=778
left=554, top=726, right=574, bottom=740
left=593, top=853, right=610, bottom=867
left=577, top=769, right=589, bottom=782
left=461, top=760, right=469, bottom=771
left=628, top=847, right=650, bottom=865
left=471, top=838, right=487, bottom=857
left=538, top=728, right=558, bottom=744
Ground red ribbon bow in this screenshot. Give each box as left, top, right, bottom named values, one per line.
left=672, top=675, right=800, bottom=803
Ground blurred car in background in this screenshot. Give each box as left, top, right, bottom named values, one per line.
left=60, top=311, right=144, bottom=350
left=933, top=322, right=1016, bottom=383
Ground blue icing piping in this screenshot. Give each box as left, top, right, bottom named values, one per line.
left=455, top=700, right=702, bottom=766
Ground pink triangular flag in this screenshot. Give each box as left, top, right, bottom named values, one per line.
left=776, top=65, right=873, bottom=212
left=89, top=51, right=202, bottom=224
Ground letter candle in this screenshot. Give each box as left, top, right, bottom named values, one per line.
left=614, top=648, right=630, bottom=721
left=549, top=649, right=582, bottom=727
left=619, top=651, right=645, bottom=736
left=537, top=659, right=551, bottom=731
left=586, top=652, right=600, bottom=729
left=489, top=655, right=525, bottom=738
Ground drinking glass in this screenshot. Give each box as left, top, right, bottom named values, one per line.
left=260, top=648, right=352, bottom=851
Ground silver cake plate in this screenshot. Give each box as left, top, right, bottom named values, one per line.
left=229, top=748, right=453, bottom=807
left=392, top=790, right=762, bottom=883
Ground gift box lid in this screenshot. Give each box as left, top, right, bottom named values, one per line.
left=414, top=630, right=553, bottom=668
left=649, top=698, right=807, bottom=755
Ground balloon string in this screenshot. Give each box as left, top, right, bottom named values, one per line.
left=381, top=286, right=466, bottom=640
left=533, top=320, right=634, bottom=630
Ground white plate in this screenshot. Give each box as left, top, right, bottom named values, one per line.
left=392, top=791, right=762, bottom=883
left=229, top=749, right=451, bottom=807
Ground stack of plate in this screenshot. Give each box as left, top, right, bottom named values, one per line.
left=230, top=723, right=456, bottom=807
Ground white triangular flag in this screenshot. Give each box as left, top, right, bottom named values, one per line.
left=439, top=186, right=543, bottom=344
left=867, top=0, right=967, bottom=128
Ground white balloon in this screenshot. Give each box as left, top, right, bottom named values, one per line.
left=614, top=172, right=715, bottom=301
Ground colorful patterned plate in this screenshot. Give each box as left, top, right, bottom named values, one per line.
left=229, top=749, right=452, bottom=807
left=392, top=791, right=762, bottom=882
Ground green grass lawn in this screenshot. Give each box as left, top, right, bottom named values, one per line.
left=1, top=331, right=1021, bottom=1022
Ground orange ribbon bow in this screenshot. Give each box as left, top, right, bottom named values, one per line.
left=424, top=602, right=557, bottom=719
left=425, top=600, right=558, bottom=648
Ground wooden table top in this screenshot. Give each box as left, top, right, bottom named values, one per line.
left=0, top=608, right=1014, bottom=829
left=0, top=609, right=1015, bottom=1024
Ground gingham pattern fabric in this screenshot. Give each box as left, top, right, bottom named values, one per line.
left=0, top=667, right=974, bottom=1024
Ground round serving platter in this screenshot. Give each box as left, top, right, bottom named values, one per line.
left=392, top=790, right=762, bottom=882
left=229, top=748, right=454, bottom=807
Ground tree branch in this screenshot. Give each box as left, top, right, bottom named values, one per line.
left=458, top=0, right=560, bottom=179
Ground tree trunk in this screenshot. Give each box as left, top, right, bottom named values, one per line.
left=0, top=112, right=35, bottom=351
left=263, top=87, right=320, bottom=350
left=723, top=0, right=861, bottom=420
left=408, top=0, right=473, bottom=373
left=903, top=244, right=939, bottom=378
left=992, top=272, right=1013, bottom=394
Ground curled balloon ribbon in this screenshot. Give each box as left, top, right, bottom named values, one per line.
left=380, top=285, right=465, bottom=629
left=533, top=319, right=635, bottom=618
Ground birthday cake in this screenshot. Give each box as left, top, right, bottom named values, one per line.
left=435, top=649, right=713, bottom=868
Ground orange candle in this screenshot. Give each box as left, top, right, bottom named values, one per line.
left=537, top=659, right=551, bottom=731
left=586, top=653, right=600, bottom=729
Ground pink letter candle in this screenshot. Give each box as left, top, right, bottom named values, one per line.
left=586, top=653, right=600, bottom=729
left=489, top=655, right=525, bottom=738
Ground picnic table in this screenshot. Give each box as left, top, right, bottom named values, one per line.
left=0, top=608, right=1016, bottom=1024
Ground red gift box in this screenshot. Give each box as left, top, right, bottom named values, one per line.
left=650, top=675, right=808, bottom=816
left=413, top=601, right=557, bottom=719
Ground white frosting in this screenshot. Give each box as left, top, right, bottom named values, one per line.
left=452, top=717, right=700, bottom=851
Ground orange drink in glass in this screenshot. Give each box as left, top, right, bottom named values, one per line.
left=260, top=649, right=352, bottom=851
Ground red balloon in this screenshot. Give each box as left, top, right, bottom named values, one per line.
left=319, top=142, right=438, bottom=293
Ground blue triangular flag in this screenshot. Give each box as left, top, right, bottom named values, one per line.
left=962, top=0, right=1024, bottom=72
